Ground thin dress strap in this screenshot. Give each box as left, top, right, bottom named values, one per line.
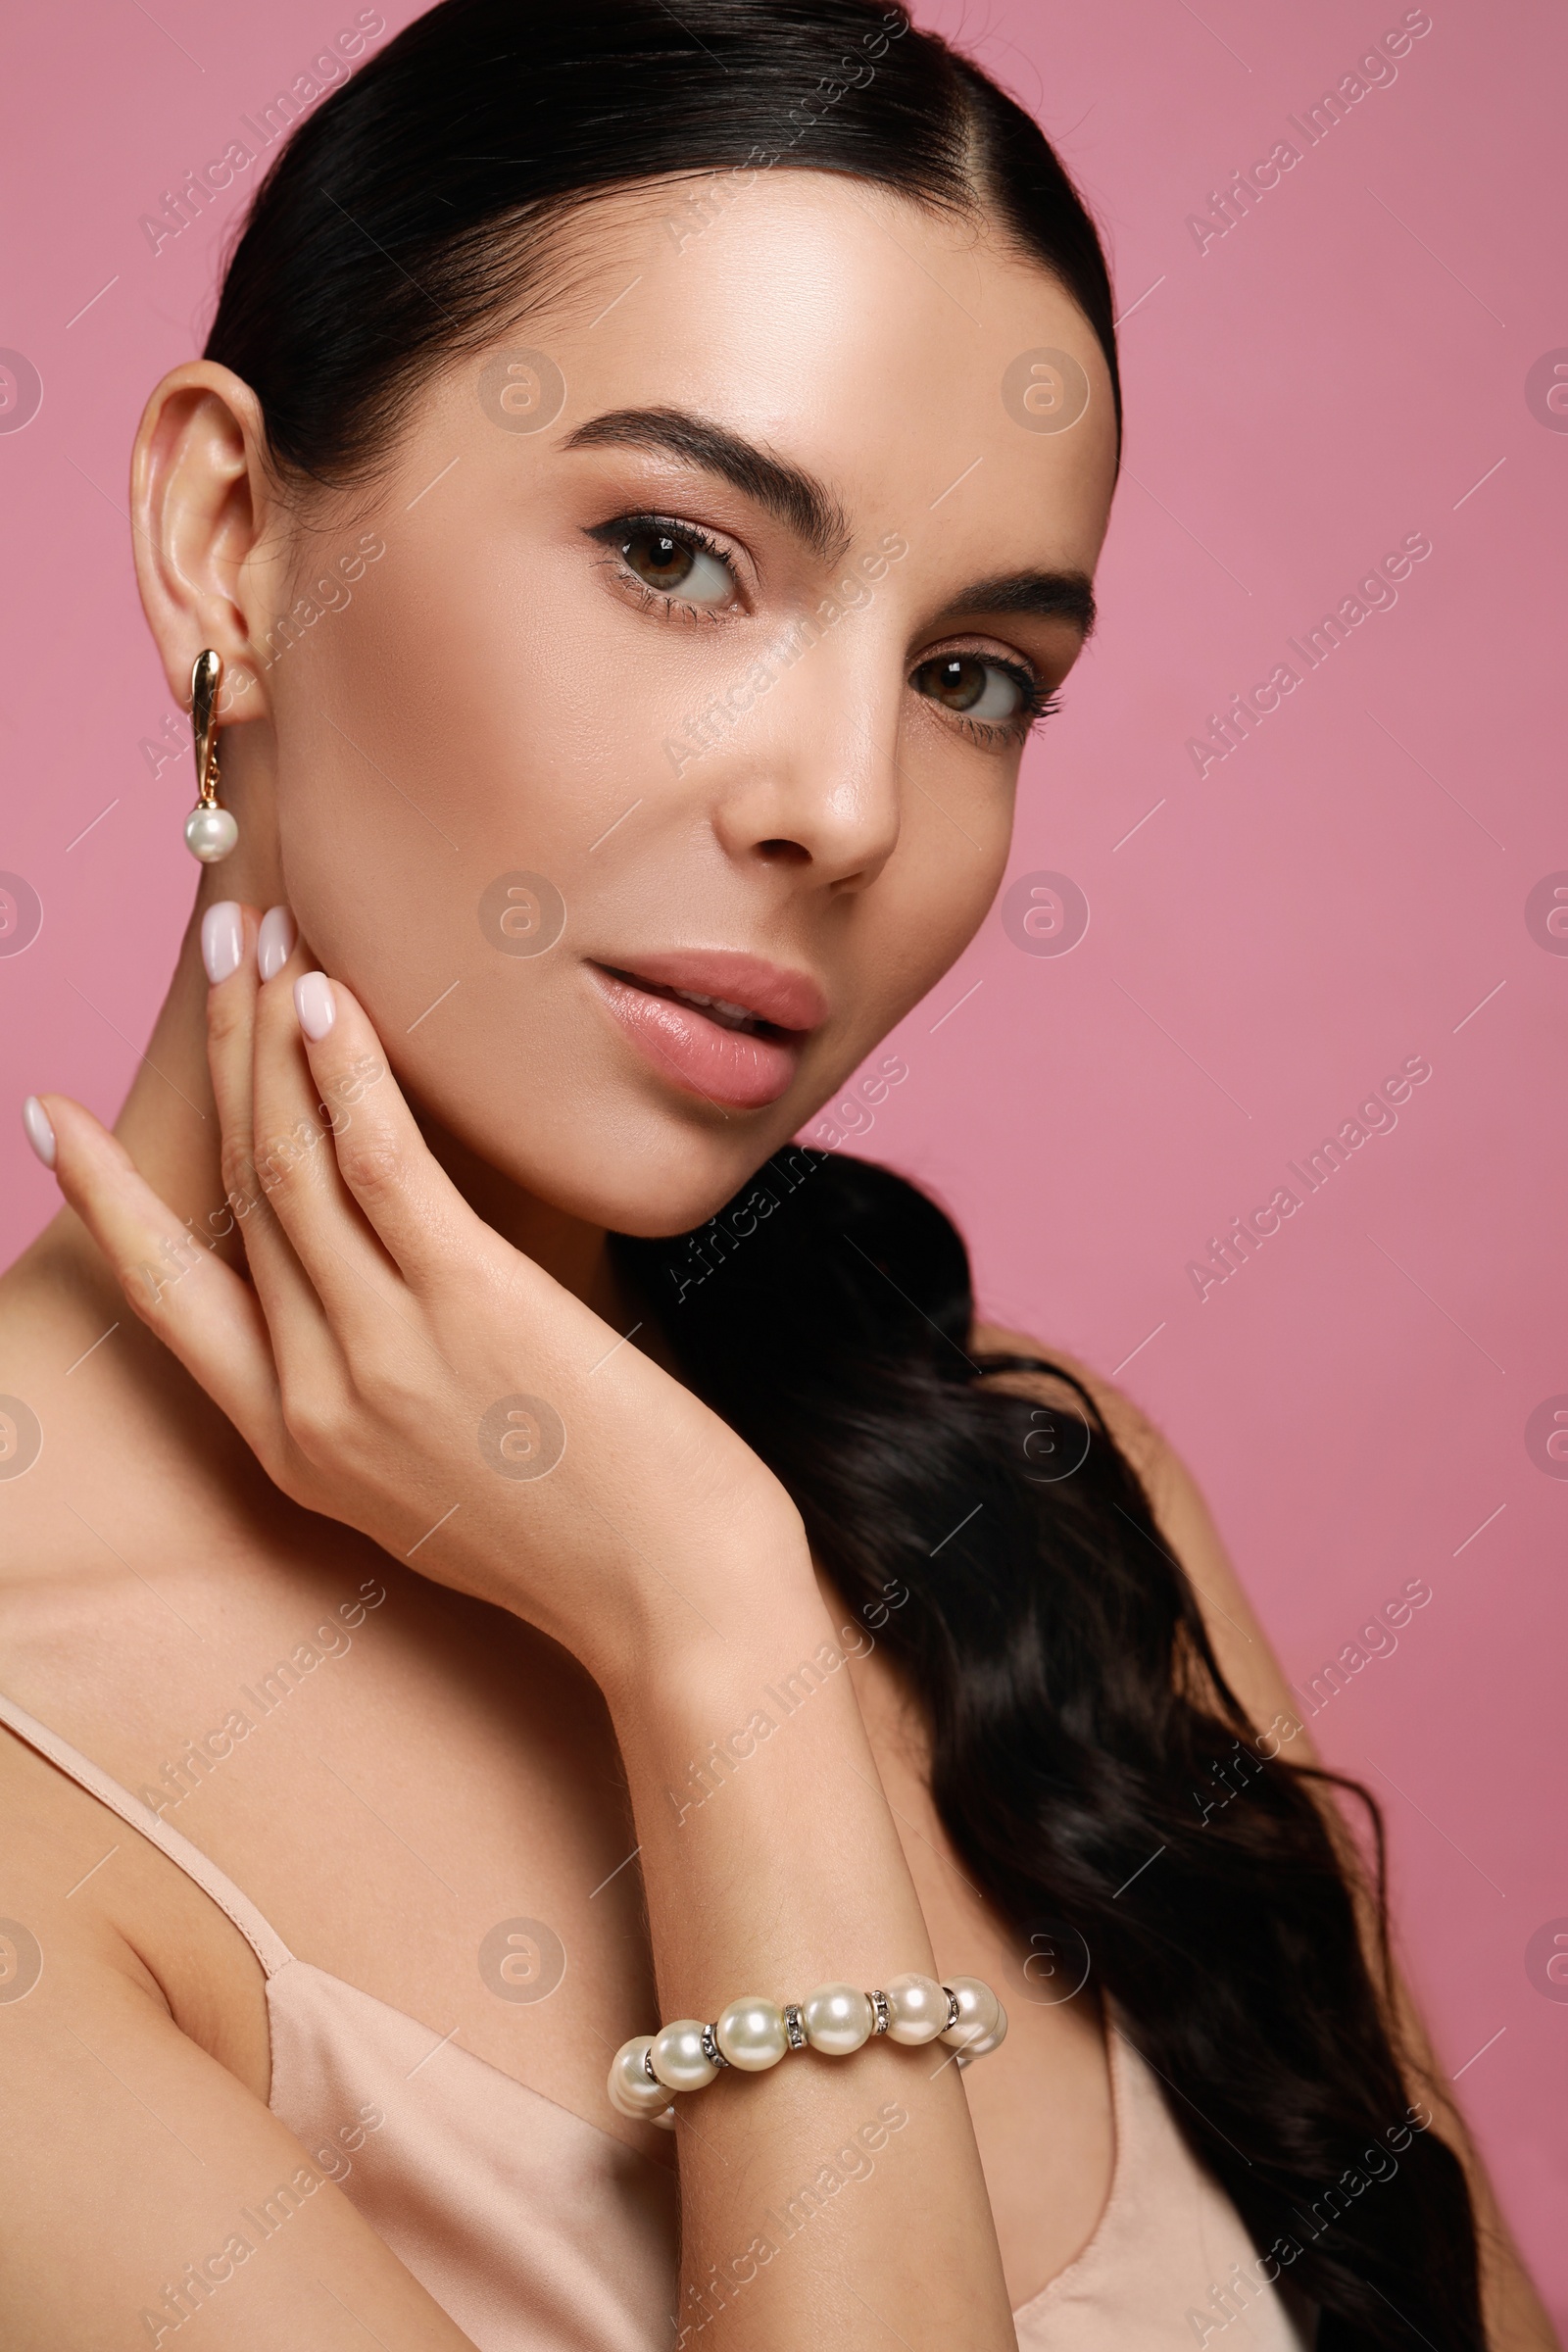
left=0, top=1689, right=294, bottom=1978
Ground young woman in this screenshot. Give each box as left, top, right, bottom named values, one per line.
left=0, top=3, right=1552, bottom=2346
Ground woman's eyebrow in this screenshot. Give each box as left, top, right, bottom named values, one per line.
left=927, top=570, right=1097, bottom=639
left=562, top=405, right=854, bottom=566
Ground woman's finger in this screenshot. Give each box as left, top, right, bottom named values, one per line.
left=201, top=900, right=337, bottom=1342
left=287, top=970, right=479, bottom=1290
left=35, top=1092, right=286, bottom=1458
left=241, top=905, right=409, bottom=1330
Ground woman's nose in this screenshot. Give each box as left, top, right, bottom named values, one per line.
left=699, top=631, right=904, bottom=892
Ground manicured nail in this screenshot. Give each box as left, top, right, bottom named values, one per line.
left=258, top=904, right=297, bottom=983
left=22, top=1096, right=56, bottom=1169
left=294, top=971, right=336, bottom=1041
left=201, top=901, right=244, bottom=985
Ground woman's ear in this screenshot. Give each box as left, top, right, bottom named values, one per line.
left=129, top=360, right=280, bottom=728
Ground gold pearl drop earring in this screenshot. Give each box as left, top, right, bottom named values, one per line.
left=183, top=649, right=239, bottom=863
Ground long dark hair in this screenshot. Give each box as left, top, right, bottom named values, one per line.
left=205, top=5, right=1483, bottom=2342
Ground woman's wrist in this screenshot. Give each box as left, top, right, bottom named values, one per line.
left=587, top=1518, right=836, bottom=1727
left=554, top=1476, right=824, bottom=1706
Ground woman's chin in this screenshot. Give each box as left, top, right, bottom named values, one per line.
left=420, top=1101, right=806, bottom=1246
left=559, top=1147, right=808, bottom=1243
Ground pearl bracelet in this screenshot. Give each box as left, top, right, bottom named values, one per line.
left=608, top=1974, right=1006, bottom=2129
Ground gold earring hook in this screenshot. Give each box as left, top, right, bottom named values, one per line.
left=182, top=647, right=239, bottom=864
left=191, top=649, right=223, bottom=808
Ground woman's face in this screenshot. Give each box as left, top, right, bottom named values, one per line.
left=233, top=171, right=1118, bottom=1237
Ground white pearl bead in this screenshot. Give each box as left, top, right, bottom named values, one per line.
left=883, top=1973, right=949, bottom=2044
left=650, top=2019, right=719, bottom=2091
left=938, top=1977, right=1003, bottom=2049
left=957, top=2000, right=1008, bottom=2060
left=184, top=804, right=239, bottom=862
left=713, top=1995, right=789, bottom=2072
left=607, top=2036, right=675, bottom=2120
left=802, top=1983, right=873, bottom=2056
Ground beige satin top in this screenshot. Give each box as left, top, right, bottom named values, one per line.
left=0, top=1691, right=1314, bottom=2348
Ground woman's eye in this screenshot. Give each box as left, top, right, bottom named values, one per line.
left=619, top=524, right=734, bottom=606
left=911, top=653, right=1029, bottom=724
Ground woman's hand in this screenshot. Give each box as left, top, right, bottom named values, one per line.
left=33, top=902, right=807, bottom=1690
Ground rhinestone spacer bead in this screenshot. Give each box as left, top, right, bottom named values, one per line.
left=868, top=1988, right=891, bottom=2035
left=700, top=2022, right=731, bottom=2070
left=783, top=2003, right=807, bottom=2050
left=943, top=1985, right=962, bottom=2033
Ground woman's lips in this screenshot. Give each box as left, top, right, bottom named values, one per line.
left=586, top=953, right=822, bottom=1110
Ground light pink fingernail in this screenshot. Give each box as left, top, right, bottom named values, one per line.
left=258, top=904, right=297, bottom=983
left=22, top=1096, right=56, bottom=1169
left=294, top=971, right=336, bottom=1041
left=201, top=901, right=244, bottom=985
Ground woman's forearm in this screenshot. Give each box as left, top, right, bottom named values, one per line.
left=601, top=1550, right=1016, bottom=2349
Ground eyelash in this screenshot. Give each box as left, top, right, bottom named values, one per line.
left=587, top=511, right=739, bottom=627
left=956, top=676, right=1060, bottom=749
left=587, top=510, right=1061, bottom=746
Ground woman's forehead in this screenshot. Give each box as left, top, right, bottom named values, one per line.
left=403, top=169, right=1119, bottom=568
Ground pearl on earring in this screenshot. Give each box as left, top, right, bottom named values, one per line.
left=184, top=804, right=240, bottom=862
left=183, top=649, right=238, bottom=864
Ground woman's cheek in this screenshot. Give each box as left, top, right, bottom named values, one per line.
left=893, top=772, right=1014, bottom=996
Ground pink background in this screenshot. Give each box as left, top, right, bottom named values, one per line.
left=2, top=0, right=1563, bottom=2313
